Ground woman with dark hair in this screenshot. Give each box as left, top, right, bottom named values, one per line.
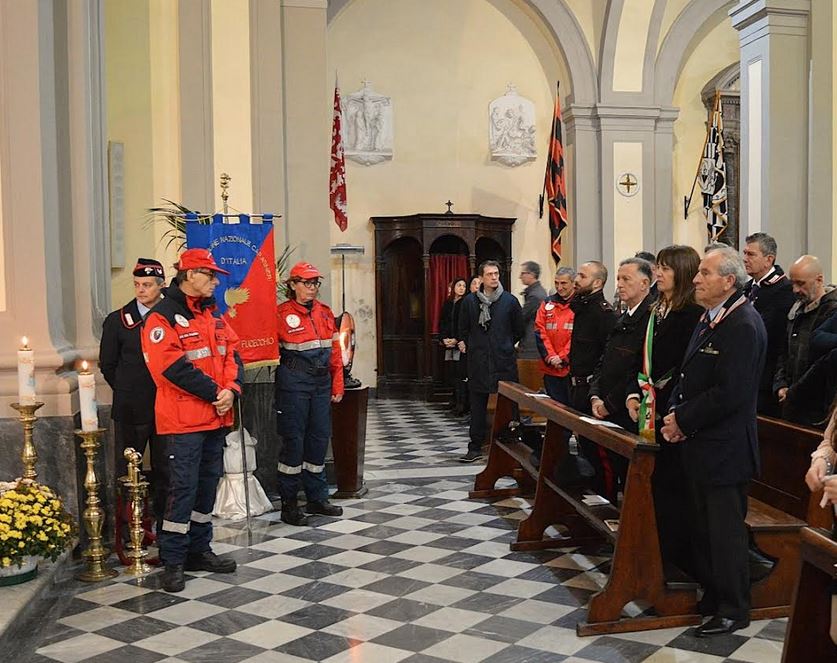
left=626, top=244, right=702, bottom=577
left=440, top=277, right=468, bottom=412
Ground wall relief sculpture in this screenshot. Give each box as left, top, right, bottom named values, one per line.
left=343, top=80, right=393, bottom=166
left=489, top=84, right=536, bottom=167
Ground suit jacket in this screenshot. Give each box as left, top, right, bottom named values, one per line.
left=590, top=293, right=654, bottom=427
left=669, top=292, right=767, bottom=485
left=517, top=281, right=547, bottom=359
left=99, top=299, right=157, bottom=424
left=743, top=266, right=795, bottom=414
left=458, top=289, right=524, bottom=393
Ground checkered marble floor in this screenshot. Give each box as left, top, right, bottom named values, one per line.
left=18, top=399, right=785, bottom=663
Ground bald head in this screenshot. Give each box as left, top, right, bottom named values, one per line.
left=789, top=255, right=825, bottom=304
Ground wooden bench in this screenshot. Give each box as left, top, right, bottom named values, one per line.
left=471, top=382, right=830, bottom=634
left=471, top=381, right=700, bottom=635
left=781, top=527, right=837, bottom=662
left=748, top=416, right=832, bottom=620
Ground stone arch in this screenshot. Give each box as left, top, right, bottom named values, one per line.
left=654, top=0, right=736, bottom=106
left=326, top=0, right=598, bottom=105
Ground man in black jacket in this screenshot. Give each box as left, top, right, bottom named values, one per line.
left=99, top=258, right=169, bottom=519
left=773, top=255, right=837, bottom=425
left=590, top=257, right=654, bottom=501
left=662, top=246, right=766, bottom=637
left=516, top=261, right=547, bottom=359
left=568, top=261, right=617, bottom=489
left=458, top=260, right=524, bottom=463
left=742, top=233, right=795, bottom=415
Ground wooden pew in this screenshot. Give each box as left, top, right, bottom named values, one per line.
left=781, top=527, right=837, bottom=662
left=471, top=382, right=830, bottom=634
left=471, top=381, right=701, bottom=635
left=749, top=417, right=832, bottom=620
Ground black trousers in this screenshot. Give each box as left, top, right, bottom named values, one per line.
left=569, top=383, right=617, bottom=501
left=686, top=477, right=750, bottom=620
left=468, top=391, right=491, bottom=453
left=113, top=420, right=169, bottom=519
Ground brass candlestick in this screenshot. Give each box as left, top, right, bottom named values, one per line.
left=121, top=448, right=151, bottom=576
left=75, top=428, right=118, bottom=582
left=10, top=401, right=45, bottom=481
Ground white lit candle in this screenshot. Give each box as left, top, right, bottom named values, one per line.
left=17, top=337, right=36, bottom=405
left=78, top=360, right=98, bottom=431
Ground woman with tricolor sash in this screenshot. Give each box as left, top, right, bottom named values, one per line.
left=626, top=245, right=702, bottom=577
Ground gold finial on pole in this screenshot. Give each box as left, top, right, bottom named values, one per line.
left=121, top=448, right=152, bottom=576
left=220, top=173, right=231, bottom=215
left=75, top=428, right=118, bottom=582
left=10, top=402, right=44, bottom=481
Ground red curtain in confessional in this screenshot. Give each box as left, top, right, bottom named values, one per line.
left=429, top=253, right=469, bottom=334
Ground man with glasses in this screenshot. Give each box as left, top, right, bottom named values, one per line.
left=275, top=261, right=345, bottom=525
left=142, top=248, right=243, bottom=592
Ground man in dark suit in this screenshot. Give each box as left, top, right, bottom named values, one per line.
left=741, top=233, right=794, bottom=416
left=458, top=260, right=524, bottom=463
left=100, top=258, right=169, bottom=521
left=590, top=257, right=654, bottom=501
left=662, top=246, right=766, bottom=637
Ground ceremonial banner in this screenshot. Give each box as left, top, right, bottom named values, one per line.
left=699, top=93, right=728, bottom=242
left=539, top=81, right=569, bottom=264
left=186, top=214, right=279, bottom=368
left=330, top=78, right=349, bottom=231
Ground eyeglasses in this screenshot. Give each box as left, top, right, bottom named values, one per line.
left=294, top=279, right=321, bottom=289
left=193, top=269, right=220, bottom=280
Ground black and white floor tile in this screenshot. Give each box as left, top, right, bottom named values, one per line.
left=19, top=400, right=784, bottom=662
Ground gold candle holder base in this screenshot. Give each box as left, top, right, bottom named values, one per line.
left=10, top=401, right=45, bottom=481
left=74, top=428, right=118, bottom=582
left=121, top=448, right=152, bottom=577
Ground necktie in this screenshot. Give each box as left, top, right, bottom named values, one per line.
left=748, top=281, right=760, bottom=302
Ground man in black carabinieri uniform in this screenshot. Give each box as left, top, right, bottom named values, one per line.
left=662, top=245, right=766, bottom=638
left=100, top=258, right=169, bottom=521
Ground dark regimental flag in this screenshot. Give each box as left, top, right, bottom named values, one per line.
left=186, top=214, right=279, bottom=368
left=539, top=83, right=569, bottom=264
left=330, top=77, right=348, bottom=232
left=699, top=93, right=728, bottom=242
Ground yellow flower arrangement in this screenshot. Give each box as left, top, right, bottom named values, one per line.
left=0, top=479, right=75, bottom=568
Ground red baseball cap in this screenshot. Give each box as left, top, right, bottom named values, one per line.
left=177, top=248, right=230, bottom=275
left=289, top=261, right=322, bottom=280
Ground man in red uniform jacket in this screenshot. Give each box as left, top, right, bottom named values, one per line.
left=142, top=248, right=243, bottom=592
left=275, top=262, right=344, bottom=526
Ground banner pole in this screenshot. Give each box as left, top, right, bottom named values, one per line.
left=237, top=398, right=253, bottom=547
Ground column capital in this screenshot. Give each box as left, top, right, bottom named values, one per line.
left=730, top=0, right=810, bottom=34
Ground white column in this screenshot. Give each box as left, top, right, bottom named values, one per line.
left=731, top=0, right=811, bottom=265
left=564, top=104, right=602, bottom=265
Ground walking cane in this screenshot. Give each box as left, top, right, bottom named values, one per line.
left=236, top=397, right=253, bottom=547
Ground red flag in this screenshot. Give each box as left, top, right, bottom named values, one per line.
left=330, top=80, right=348, bottom=232
left=539, top=82, right=568, bottom=264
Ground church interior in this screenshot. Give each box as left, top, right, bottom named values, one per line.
left=1, top=0, right=835, bottom=661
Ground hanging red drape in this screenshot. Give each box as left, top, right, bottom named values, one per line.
left=429, top=253, right=469, bottom=334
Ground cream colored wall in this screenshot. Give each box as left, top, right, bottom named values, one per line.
left=211, top=0, right=253, bottom=213
left=104, top=0, right=156, bottom=306
left=327, top=0, right=569, bottom=387
left=0, top=131, right=5, bottom=312
left=671, top=18, right=739, bottom=251
left=613, top=0, right=656, bottom=92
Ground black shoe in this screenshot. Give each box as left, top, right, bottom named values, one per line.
left=281, top=504, right=309, bottom=526
left=694, top=616, right=749, bottom=638
left=162, top=564, right=185, bottom=592
left=459, top=450, right=483, bottom=463
left=184, top=550, right=236, bottom=573
left=305, top=500, right=343, bottom=517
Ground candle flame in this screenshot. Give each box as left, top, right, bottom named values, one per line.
left=21, top=336, right=29, bottom=349
left=81, top=360, right=89, bottom=371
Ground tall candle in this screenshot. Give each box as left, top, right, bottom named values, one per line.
left=17, top=337, right=36, bottom=405
left=78, top=360, right=98, bottom=431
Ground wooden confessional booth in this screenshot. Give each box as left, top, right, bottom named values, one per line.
left=372, top=212, right=515, bottom=400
